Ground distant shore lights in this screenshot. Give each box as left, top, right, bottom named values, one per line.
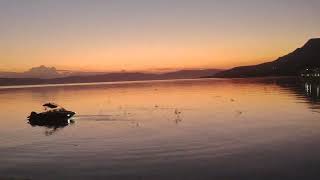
left=301, top=68, right=320, bottom=77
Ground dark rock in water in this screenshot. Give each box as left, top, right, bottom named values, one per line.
left=29, top=117, right=75, bottom=129
left=27, top=103, right=76, bottom=127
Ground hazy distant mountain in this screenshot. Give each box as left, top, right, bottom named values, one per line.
left=0, top=69, right=222, bottom=86
left=0, top=65, right=126, bottom=79
left=0, top=71, right=20, bottom=78
left=0, top=65, right=66, bottom=79
left=156, top=69, right=223, bottom=79
left=23, top=65, right=61, bottom=78
left=213, top=38, right=320, bottom=78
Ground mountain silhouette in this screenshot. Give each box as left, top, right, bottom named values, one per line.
left=214, top=38, right=320, bottom=78
left=0, top=69, right=221, bottom=86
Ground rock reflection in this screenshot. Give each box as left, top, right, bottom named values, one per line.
left=28, top=118, right=75, bottom=136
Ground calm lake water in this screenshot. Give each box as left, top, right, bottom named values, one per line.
left=1, top=78, right=320, bottom=180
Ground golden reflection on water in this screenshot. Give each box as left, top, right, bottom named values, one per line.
left=0, top=78, right=318, bottom=138
left=1, top=78, right=320, bottom=179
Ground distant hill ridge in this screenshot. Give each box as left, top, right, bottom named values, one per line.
left=0, top=69, right=222, bottom=86
left=214, top=38, right=320, bottom=78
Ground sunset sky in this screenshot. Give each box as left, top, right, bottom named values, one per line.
left=0, top=0, right=319, bottom=72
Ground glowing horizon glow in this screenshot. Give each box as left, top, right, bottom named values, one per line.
left=0, top=0, right=319, bottom=72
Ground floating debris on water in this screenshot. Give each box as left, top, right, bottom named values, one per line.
left=235, top=110, right=244, bottom=117
left=174, top=109, right=182, bottom=115
left=174, top=109, right=183, bottom=124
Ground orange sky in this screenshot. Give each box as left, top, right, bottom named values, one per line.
left=0, top=1, right=319, bottom=72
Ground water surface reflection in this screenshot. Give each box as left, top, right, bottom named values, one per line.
left=1, top=78, right=320, bottom=180
left=28, top=118, right=75, bottom=136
